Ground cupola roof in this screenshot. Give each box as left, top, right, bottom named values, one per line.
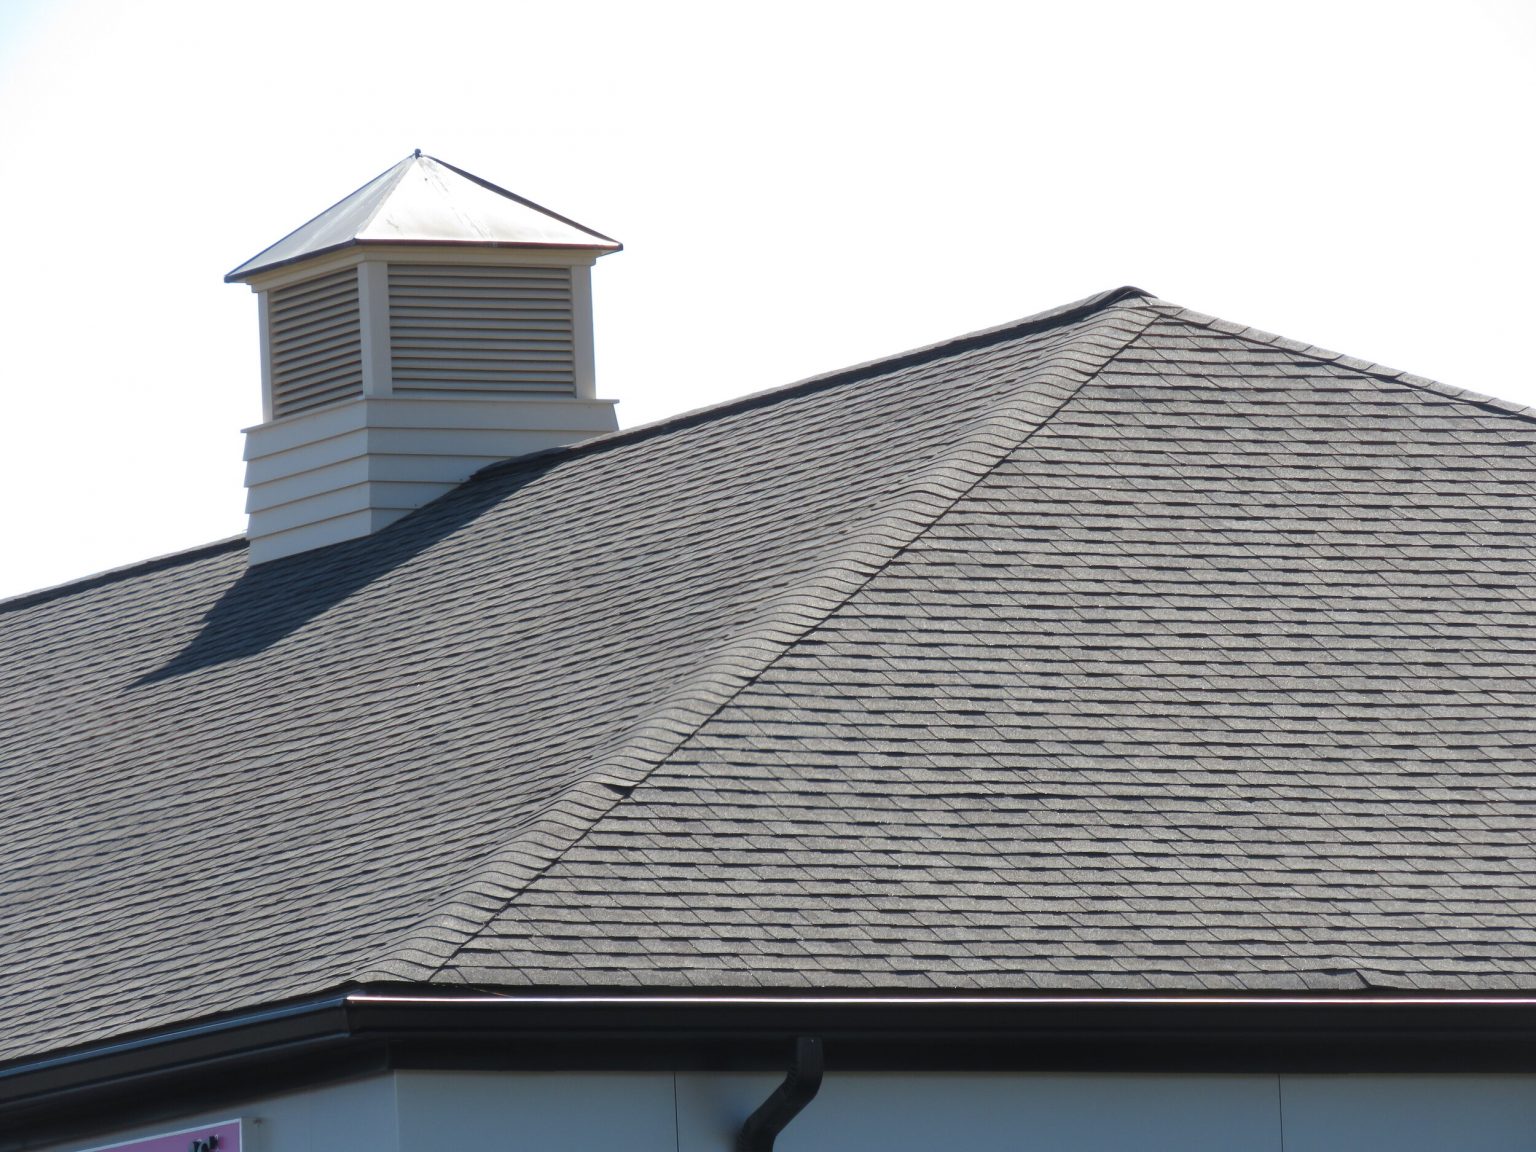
left=226, top=152, right=620, bottom=282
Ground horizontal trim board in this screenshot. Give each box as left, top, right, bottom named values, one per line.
left=238, top=245, right=601, bottom=293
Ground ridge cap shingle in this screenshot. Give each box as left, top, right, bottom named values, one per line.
left=361, top=297, right=1163, bottom=986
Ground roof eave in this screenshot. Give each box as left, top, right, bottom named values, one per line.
left=11, top=988, right=1536, bottom=1145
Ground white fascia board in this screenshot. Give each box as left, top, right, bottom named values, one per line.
left=239, top=244, right=602, bottom=294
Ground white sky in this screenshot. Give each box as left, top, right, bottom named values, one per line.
left=1, top=0, right=1533, bottom=600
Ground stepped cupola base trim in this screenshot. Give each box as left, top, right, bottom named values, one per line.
left=244, top=394, right=618, bottom=563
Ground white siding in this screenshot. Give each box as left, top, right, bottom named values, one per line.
left=241, top=394, right=618, bottom=563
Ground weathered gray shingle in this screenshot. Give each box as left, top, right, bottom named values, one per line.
left=4, top=288, right=1535, bottom=1065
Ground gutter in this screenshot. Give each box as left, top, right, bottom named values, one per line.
left=9, top=991, right=1536, bottom=1143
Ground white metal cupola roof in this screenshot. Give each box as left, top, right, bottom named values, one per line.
left=226, top=152, right=620, bottom=282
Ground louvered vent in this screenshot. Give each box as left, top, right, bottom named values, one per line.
left=389, top=265, right=577, bottom=395
left=268, top=268, right=363, bottom=418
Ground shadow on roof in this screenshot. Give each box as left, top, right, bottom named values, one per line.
left=137, top=462, right=549, bottom=684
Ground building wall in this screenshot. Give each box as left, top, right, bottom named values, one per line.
left=37, top=1069, right=1536, bottom=1152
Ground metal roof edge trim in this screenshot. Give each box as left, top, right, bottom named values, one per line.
left=224, top=154, right=621, bottom=283
left=345, top=991, right=1536, bottom=1008
left=10, top=986, right=1536, bottom=1126
left=223, top=233, right=620, bottom=285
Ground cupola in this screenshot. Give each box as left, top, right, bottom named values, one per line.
left=227, top=152, right=621, bottom=563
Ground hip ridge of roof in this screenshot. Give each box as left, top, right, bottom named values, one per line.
left=357, top=297, right=1164, bottom=987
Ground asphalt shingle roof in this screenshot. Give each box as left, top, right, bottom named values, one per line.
left=3, top=288, right=1534, bottom=1063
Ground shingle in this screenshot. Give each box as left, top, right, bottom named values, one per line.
left=447, top=306, right=1536, bottom=997
left=5, top=288, right=1536, bottom=1065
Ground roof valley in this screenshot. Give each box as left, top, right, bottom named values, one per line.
left=361, top=299, right=1164, bottom=986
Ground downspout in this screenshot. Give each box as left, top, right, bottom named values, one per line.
left=736, top=1036, right=824, bottom=1152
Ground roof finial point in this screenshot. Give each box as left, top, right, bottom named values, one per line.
left=413, top=148, right=422, bottom=159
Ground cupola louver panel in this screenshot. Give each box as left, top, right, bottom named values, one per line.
left=268, top=268, right=363, bottom=418
left=389, top=265, right=577, bottom=395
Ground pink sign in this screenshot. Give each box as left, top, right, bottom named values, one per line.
left=86, top=1119, right=242, bottom=1152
